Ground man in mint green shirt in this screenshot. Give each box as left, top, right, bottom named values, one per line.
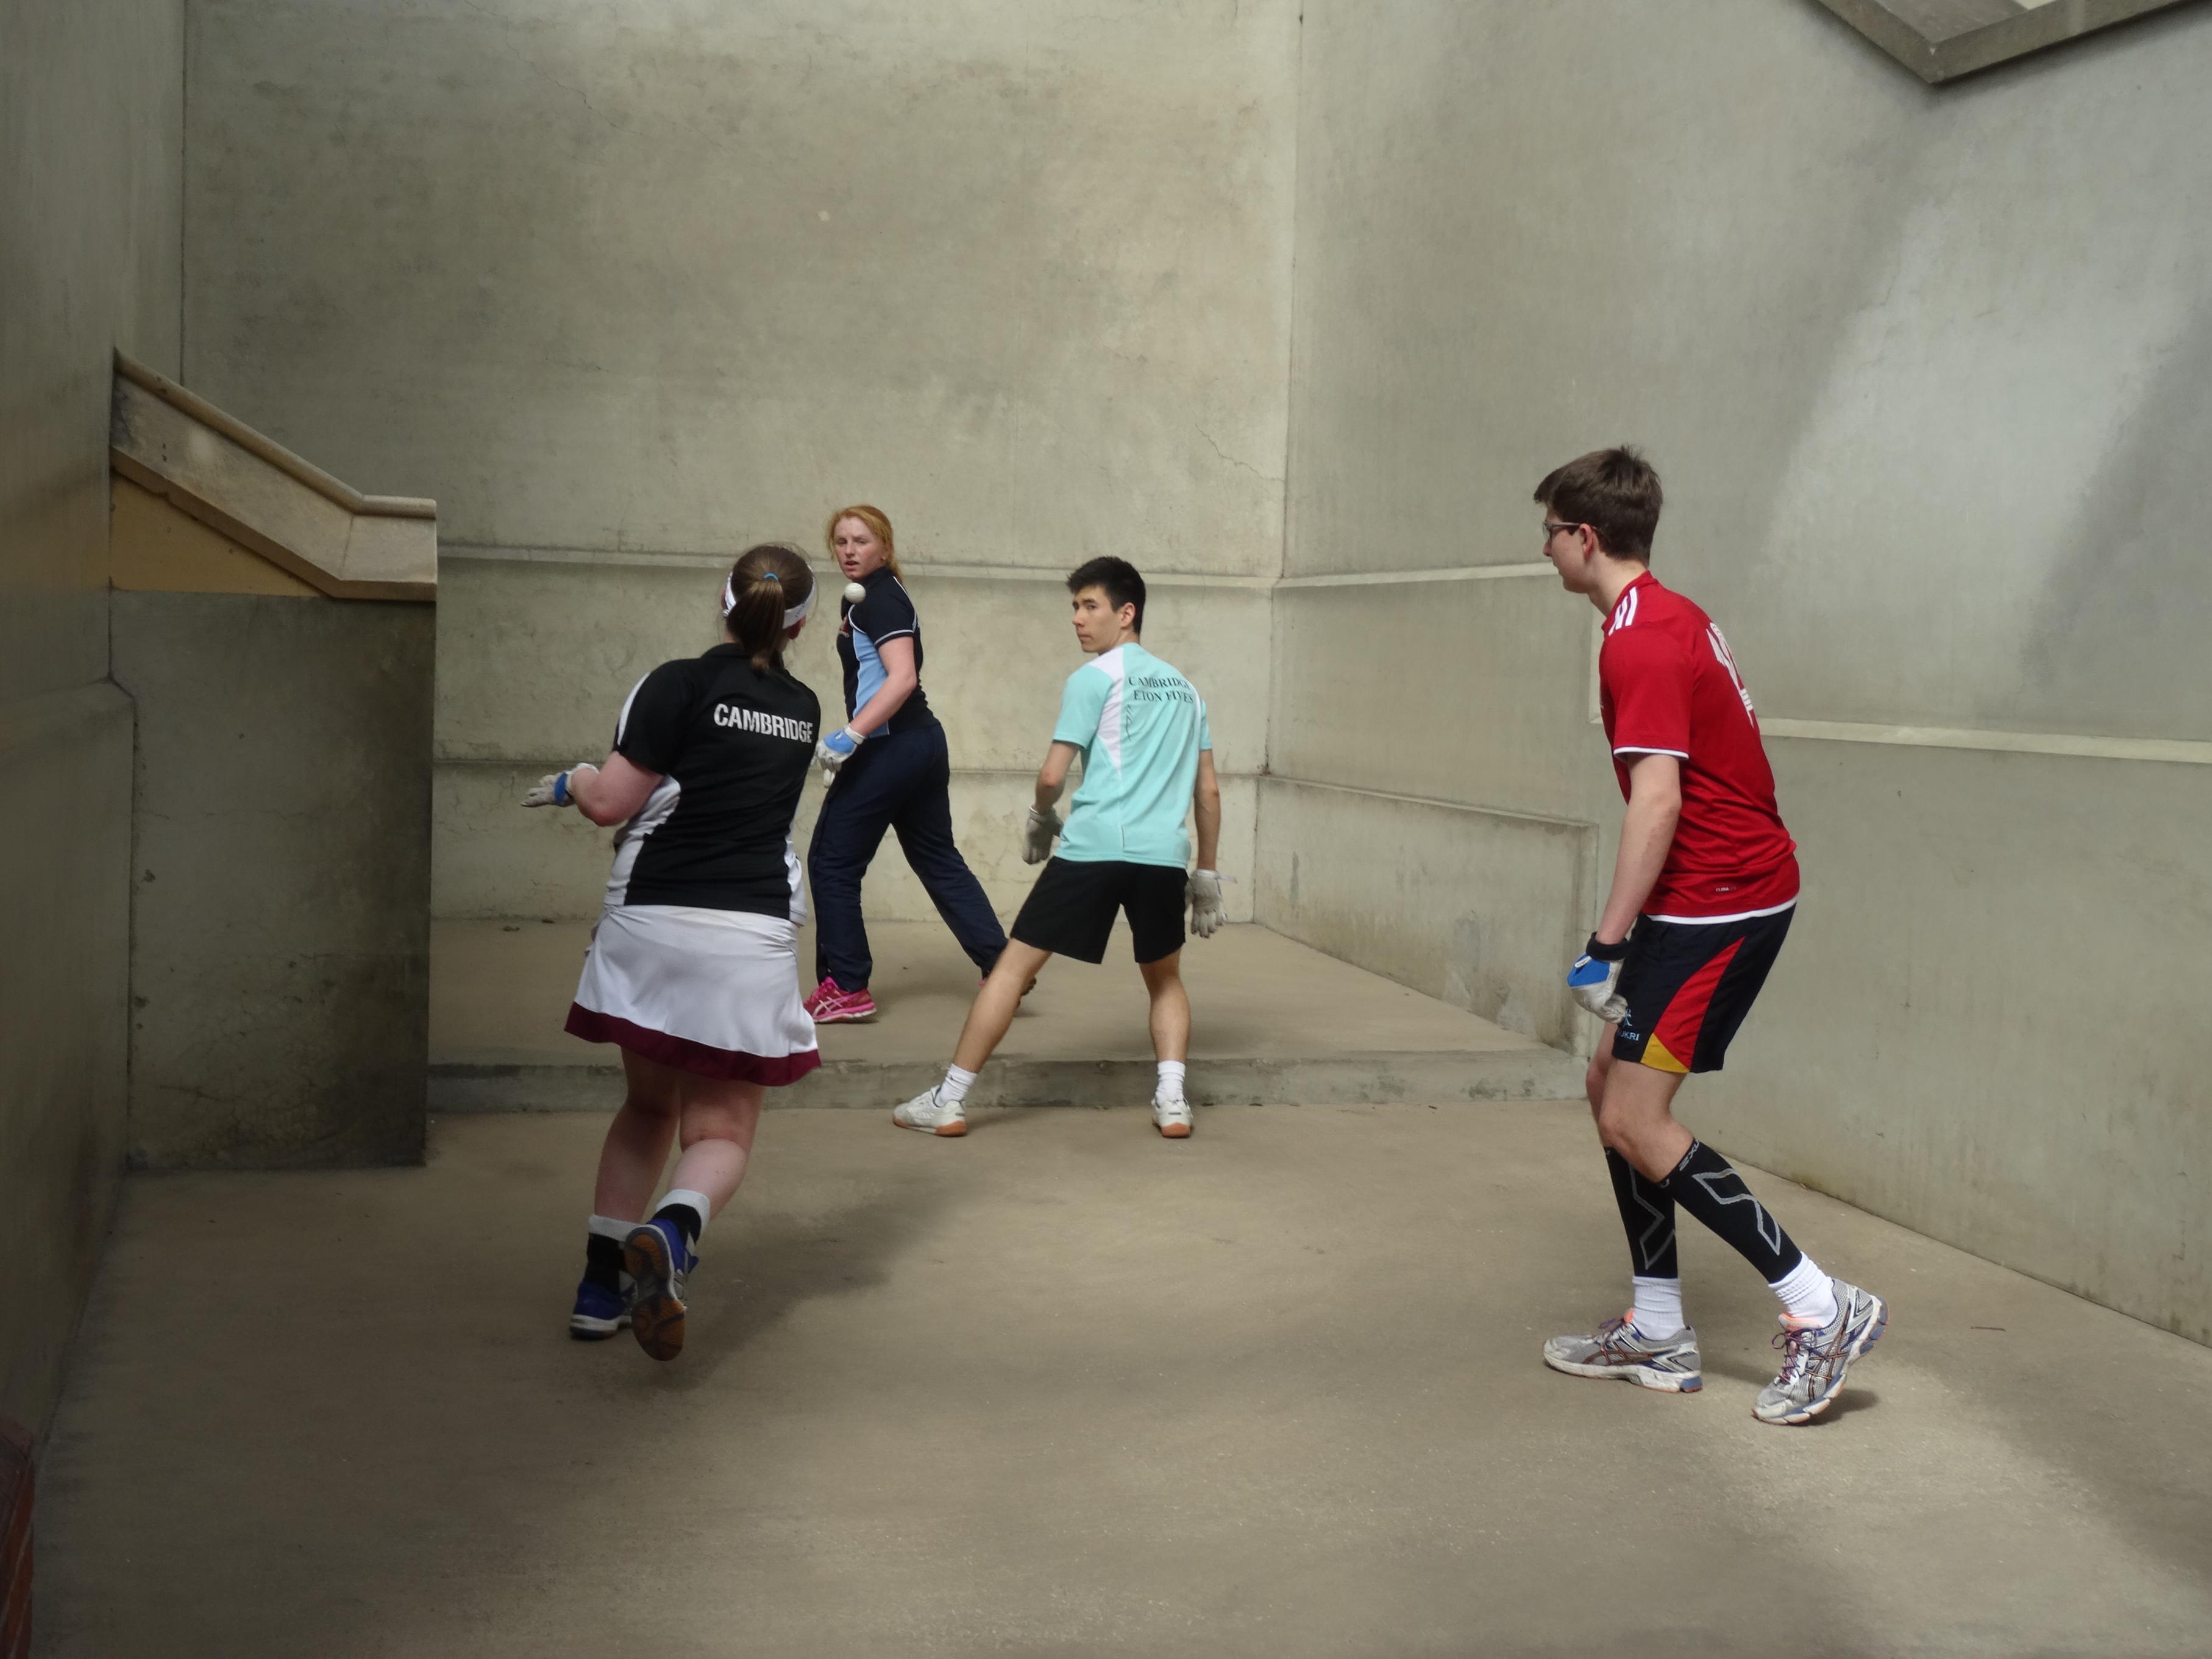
left=892, top=557, right=1226, bottom=1140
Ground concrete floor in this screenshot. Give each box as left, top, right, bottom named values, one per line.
left=37, top=1106, right=2212, bottom=1657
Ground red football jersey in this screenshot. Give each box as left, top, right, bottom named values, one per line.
left=1598, top=573, right=1798, bottom=921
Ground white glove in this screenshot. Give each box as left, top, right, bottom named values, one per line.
left=815, top=726, right=863, bottom=780
left=1022, top=805, right=1062, bottom=865
left=1187, top=869, right=1226, bottom=939
left=1567, top=933, right=1631, bottom=1021
left=522, top=763, right=597, bottom=809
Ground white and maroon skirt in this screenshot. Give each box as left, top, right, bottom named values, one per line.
left=565, top=904, right=820, bottom=1086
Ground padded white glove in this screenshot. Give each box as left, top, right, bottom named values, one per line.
left=1567, top=933, right=1631, bottom=1021
left=522, top=763, right=597, bottom=809
left=1022, top=805, right=1062, bottom=865
left=1187, top=869, right=1226, bottom=939
left=815, top=726, right=863, bottom=780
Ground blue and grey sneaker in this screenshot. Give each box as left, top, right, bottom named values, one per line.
left=1754, top=1279, right=1887, bottom=1425
left=1542, top=1313, right=1703, bottom=1392
left=567, top=1276, right=631, bottom=1340
left=623, top=1218, right=696, bottom=1363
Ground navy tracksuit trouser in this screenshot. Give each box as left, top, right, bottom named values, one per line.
left=808, top=720, right=1006, bottom=990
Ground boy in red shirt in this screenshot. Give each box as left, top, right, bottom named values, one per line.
left=1535, top=447, right=1885, bottom=1425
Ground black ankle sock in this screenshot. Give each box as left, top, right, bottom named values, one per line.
left=583, top=1231, right=624, bottom=1291
left=1661, top=1140, right=1803, bottom=1282
left=652, top=1201, right=704, bottom=1249
left=1605, top=1149, right=1679, bottom=1278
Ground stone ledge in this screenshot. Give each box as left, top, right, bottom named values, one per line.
left=1817, top=0, right=2194, bottom=83
left=430, top=918, right=1581, bottom=1112
left=110, top=355, right=436, bottom=600
left=431, top=1046, right=1585, bottom=1113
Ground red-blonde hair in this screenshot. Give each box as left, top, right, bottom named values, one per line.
left=824, top=504, right=902, bottom=579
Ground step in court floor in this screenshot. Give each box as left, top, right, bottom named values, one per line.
left=430, top=918, right=1587, bottom=1112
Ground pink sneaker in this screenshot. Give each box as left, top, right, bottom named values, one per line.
left=805, top=977, right=877, bottom=1023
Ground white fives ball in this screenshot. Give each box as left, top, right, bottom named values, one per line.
left=844, top=581, right=867, bottom=604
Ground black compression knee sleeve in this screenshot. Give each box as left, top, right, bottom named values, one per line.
left=1661, top=1140, right=1803, bottom=1282
left=1606, top=1149, right=1679, bottom=1279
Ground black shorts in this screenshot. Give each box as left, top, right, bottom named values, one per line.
left=1612, top=906, right=1793, bottom=1075
left=1011, top=858, right=1187, bottom=965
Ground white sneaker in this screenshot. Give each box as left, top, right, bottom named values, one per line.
left=1754, top=1279, right=1887, bottom=1425
left=1151, top=1093, right=1192, bottom=1139
left=1542, top=1314, right=1702, bottom=1392
left=893, top=1086, right=967, bottom=1137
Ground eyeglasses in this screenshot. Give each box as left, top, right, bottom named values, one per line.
left=1542, top=520, right=1587, bottom=542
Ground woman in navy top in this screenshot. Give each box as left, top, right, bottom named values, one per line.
left=805, top=504, right=1006, bottom=1021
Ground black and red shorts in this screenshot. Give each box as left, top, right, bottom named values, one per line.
left=1612, top=906, right=1793, bottom=1075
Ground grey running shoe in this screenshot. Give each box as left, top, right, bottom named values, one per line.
left=893, top=1085, right=967, bottom=1137
left=1754, top=1279, right=1887, bottom=1426
left=622, top=1218, right=695, bottom=1364
left=1542, top=1314, right=1703, bottom=1393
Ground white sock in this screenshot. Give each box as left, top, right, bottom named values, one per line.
left=658, top=1187, right=714, bottom=1245
left=1629, top=1275, right=1684, bottom=1336
left=588, top=1213, right=635, bottom=1240
left=1156, top=1060, right=1187, bottom=1103
left=1769, top=1255, right=1838, bottom=1327
left=939, top=1064, right=978, bottom=1106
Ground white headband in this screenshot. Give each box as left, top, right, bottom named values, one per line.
left=722, top=570, right=816, bottom=628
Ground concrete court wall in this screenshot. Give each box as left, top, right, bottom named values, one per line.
left=0, top=0, right=183, bottom=1435
left=105, top=365, right=441, bottom=1171
left=182, top=0, right=1299, bottom=933
left=1272, top=0, right=2212, bottom=1341
left=112, top=587, right=435, bottom=1169
left=434, top=553, right=1265, bottom=926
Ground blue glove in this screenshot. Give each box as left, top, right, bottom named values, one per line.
left=815, top=726, right=863, bottom=779
left=1568, top=933, right=1631, bottom=1021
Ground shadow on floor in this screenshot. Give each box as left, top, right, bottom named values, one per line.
left=669, top=1176, right=951, bottom=1384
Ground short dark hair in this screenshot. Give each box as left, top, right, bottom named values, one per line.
left=1533, top=447, right=1662, bottom=560
left=1066, top=556, right=1145, bottom=632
